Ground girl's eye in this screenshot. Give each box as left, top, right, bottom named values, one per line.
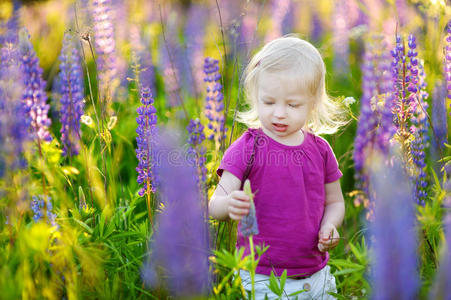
left=289, top=104, right=301, bottom=108
left=264, top=102, right=274, bottom=105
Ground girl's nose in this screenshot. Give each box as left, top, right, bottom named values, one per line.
left=273, top=104, right=287, bottom=118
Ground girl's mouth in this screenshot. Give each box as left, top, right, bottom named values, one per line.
left=272, top=123, right=288, bottom=132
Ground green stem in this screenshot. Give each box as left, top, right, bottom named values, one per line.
left=249, top=235, right=256, bottom=300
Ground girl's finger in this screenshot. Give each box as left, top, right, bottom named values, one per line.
left=231, top=198, right=250, bottom=208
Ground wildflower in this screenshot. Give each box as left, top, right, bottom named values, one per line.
left=18, top=28, right=52, bottom=143
left=92, top=0, right=119, bottom=98
left=445, top=20, right=451, bottom=114
left=30, top=195, right=58, bottom=228
left=368, top=151, right=419, bottom=300
left=186, top=118, right=207, bottom=197
left=264, top=0, right=292, bottom=43
left=183, top=4, right=207, bottom=97
left=136, top=87, right=158, bottom=196
left=410, top=61, right=429, bottom=205
left=141, top=128, right=210, bottom=298
left=343, top=96, right=356, bottom=107
left=129, top=25, right=156, bottom=96
left=160, top=13, right=182, bottom=107
left=353, top=36, right=393, bottom=192
left=56, top=33, right=85, bottom=157
left=240, top=179, right=259, bottom=237
left=0, top=0, right=20, bottom=44
left=0, top=40, right=29, bottom=176
left=430, top=82, right=448, bottom=167
left=204, top=57, right=227, bottom=147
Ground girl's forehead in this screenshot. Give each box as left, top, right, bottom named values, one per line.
left=257, top=70, right=312, bottom=95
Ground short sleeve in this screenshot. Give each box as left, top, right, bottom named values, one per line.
left=216, top=130, right=255, bottom=181
left=315, top=136, right=343, bottom=184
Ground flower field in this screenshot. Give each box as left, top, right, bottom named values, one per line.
left=0, top=0, right=450, bottom=299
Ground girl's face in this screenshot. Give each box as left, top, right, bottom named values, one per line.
left=256, top=70, right=314, bottom=145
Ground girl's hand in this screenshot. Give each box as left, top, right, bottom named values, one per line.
left=227, top=191, right=251, bottom=221
left=317, top=223, right=340, bottom=252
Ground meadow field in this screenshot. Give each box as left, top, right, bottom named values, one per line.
left=0, top=0, right=450, bottom=299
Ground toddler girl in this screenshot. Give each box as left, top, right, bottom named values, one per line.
left=209, top=35, right=347, bottom=299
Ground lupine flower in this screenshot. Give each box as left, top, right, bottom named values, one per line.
left=129, top=25, right=156, bottom=96
left=0, top=41, right=28, bottom=177
left=160, top=13, right=183, bottom=107
left=30, top=195, right=58, bottom=228
left=18, top=28, right=52, bottom=143
left=56, top=33, right=85, bottom=157
left=310, top=12, right=323, bottom=43
left=410, top=61, right=429, bottom=205
left=391, top=34, right=429, bottom=204
left=0, top=0, right=20, bottom=44
left=353, top=36, right=393, bottom=193
left=368, top=151, right=419, bottom=300
left=186, top=118, right=207, bottom=198
left=237, top=2, right=259, bottom=58
left=204, top=57, right=226, bottom=148
left=184, top=4, right=207, bottom=97
left=332, top=0, right=350, bottom=73
left=136, top=87, right=157, bottom=196
left=445, top=20, right=451, bottom=115
left=141, top=128, right=209, bottom=298
left=240, top=180, right=259, bottom=237
left=92, top=0, right=119, bottom=99
left=391, top=34, right=418, bottom=134
left=264, top=0, right=292, bottom=43
left=430, top=82, right=448, bottom=169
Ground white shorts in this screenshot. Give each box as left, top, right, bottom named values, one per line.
left=239, top=265, right=337, bottom=300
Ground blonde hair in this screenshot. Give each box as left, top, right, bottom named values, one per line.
left=237, top=35, right=348, bottom=135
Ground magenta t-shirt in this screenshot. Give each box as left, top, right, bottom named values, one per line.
left=217, top=128, right=343, bottom=277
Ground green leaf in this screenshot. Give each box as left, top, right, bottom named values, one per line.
left=267, top=271, right=281, bottom=295
left=279, top=269, right=287, bottom=292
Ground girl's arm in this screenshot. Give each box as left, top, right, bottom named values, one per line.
left=318, top=179, right=345, bottom=252
left=208, top=170, right=250, bottom=221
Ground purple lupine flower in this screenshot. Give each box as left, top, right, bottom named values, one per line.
left=368, top=152, right=419, bottom=300
left=310, top=11, right=323, bottom=43
left=183, top=4, right=207, bottom=98
left=391, top=34, right=429, bottom=203
left=332, top=0, right=350, bottom=73
left=160, top=12, right=183, bottom=107
left=0, top=41, right=29, bottom=177
left=353, top=37, right=393, bottom=192
left=18, top=28, right=52, bottom=143
left=141, top=128, right=210, bottom=298
left=391, top=34, right=418, bottom=132
left=237, top=2, right=259, bottom=58
left=410, top=61, right=429, bottom=205
left=57, top=33, right=85, bottom=157
left=445, top=20, right=451, bottom=115
left=136, top=87, right=158, bottom=197
left=241, top=204, right=259, bottom=237
left=92, top=0, right=119, bottom=98
left=187, top=119, right=207, bottom=199
left=129, top=25, right=156, bottom=96
left=0, top=0, right=21, bottom=45
left=204, top=57, right=227, bottom=147
left=264, top=0, right=292, bottom=43
left=430, top=82, right=448, bottom=169
left=31, top=195, right=58, bottom=228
